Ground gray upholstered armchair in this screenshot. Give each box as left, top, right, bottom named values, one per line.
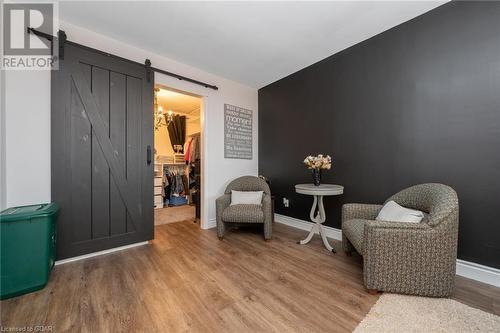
left=342, top=183, right=459, bottom=297
left=216, top=176, right=273, bottom=241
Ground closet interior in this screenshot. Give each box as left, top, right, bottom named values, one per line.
left=153, top=86, right=201, bottom=225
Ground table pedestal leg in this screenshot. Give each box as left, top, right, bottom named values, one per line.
left=298, top=223, right=319, bottom=245
left=298, top=195, right=336, bottom=253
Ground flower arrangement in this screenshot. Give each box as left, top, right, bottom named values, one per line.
left=303, top=154, right=332, bottom=170
left=303, top=154, right=332, bottom=186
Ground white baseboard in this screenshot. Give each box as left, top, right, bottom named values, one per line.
left=456, top=259, right=500, bottom=287
left=205, top=218, right=216, bottom=229
left=274, top=214, right=500, bottom=288
left=55, top=241, right=149, bottom=266
left=274, top=213, right=342, bottom=241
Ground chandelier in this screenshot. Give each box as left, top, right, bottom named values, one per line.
left=154, top=88, right=174, bottom=130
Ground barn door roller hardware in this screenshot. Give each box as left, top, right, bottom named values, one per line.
left=27, top=28, right=218, bottom=90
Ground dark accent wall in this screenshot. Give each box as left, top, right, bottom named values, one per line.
left=259, top=1, right=500, bottom=268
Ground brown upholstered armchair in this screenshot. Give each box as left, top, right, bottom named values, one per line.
left=216, top=176, right=273, bottom=241
left=342, top=183, right=459, bottom=297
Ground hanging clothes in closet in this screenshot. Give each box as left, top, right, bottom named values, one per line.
left=184, top=138, right=193, bottom=162
left=163, top=165, right=189, bottom=206
left=185, top=133, right=201, bottom=219
left=185, top=134, right=200, bottom=164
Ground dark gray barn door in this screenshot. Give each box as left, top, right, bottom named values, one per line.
left=52, top=44, right=154, bottom=259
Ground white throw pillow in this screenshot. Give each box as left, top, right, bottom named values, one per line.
left=230, top=190, right=264, bottom=206
left=376, top=200, right=424, bottom=223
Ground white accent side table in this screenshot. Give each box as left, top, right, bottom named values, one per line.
left=295, top=184, right=344, bottom=252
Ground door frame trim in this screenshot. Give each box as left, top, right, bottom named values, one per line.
left=154, top=72, right=210, bottom=229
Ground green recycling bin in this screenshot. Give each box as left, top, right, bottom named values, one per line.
left=0, top=203, right=59, bottom=300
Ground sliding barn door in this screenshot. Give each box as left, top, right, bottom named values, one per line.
left=52, top=44, right=154, bottom=259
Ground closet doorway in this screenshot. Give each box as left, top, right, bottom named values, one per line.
left=153, top=86, right=202, bottom=226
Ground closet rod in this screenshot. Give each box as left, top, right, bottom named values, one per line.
left=27, top=28, right=219, bottom=91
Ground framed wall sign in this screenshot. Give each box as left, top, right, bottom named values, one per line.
left=224, top=104, right=253, bottom=159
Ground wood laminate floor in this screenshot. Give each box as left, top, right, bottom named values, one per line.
left=155, top=205, right=196, bottom=225
left=1, top=221, right=499, bottom=332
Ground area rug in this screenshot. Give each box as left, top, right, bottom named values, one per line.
left=354, top=293, right=500, bottom=333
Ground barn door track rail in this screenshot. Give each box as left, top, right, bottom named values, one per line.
left=27, top=27, right=219, bottom=90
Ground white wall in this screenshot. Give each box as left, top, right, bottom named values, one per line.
left=4, top=70, right=51, bottom=208
left=1, top=70, right=6, bottom=210
left=154, top=70, right=258, bottom=227
left=3, top=21, right=258, bottom=228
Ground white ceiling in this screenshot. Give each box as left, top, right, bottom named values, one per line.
left=156, top=87, right=201, bottom=122
left=60, top=1, right=446, bottom=88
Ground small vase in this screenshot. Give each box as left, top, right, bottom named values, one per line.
left=312, top=169, right=321, bottom=186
